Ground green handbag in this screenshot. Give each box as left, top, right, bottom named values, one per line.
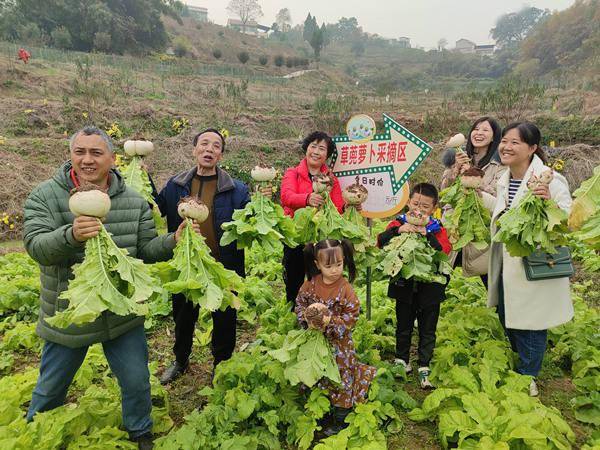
left=523, top=246, right=574, bottom=281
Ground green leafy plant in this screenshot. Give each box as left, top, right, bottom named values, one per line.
left=46, top=225, right=161, bottom=328
left=378, top=233, right=452, bottom=284
left=220, top=192, right=298, bottom=254
left=494, top=191, right=569, bottom=257
left=570, top=165, right=600, bottom=249
left=268, top=328, right=341, bottom=387
left=294, top=195, right=363, bottom=244
left=440, top=178, right=491, bottom=250
left=165, top=220, right=242, bottom=311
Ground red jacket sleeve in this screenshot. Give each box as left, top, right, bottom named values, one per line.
left=280, top=168, right=309, bottom=211
left=330, top=176, right=344, bottom=213
left=434, top=227, right=452, bottom=255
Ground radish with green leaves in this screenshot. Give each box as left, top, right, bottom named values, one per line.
left=440, top=166, right=491, bottom=250
left=165, top=197, right=242, bottom=311
left=46, top=184, right=163, bottom=328
left=120, top=138, right=165, bottom=232
left=494, top=169, right=569, bottom=257
left=221, top=166, right=298, bottom=254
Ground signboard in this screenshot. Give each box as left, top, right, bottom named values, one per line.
left=330, top=113, right=433, bottom=219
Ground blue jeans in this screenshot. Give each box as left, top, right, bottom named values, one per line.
left=27, top=325, right=152, bottom=438
left=497, top=278, right=547, bottom=377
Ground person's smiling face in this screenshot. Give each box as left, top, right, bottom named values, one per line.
left=499, top=128, right=536, bottom=168
left=70, top=132, right=115, bottom=187
left=470, top=120, right=494, bottom=150
left=305, top=139, right=328, bottom=169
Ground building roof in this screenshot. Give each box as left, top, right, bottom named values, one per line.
left=456, top=38, right=476, bottom=45
left=475, top=44, right=495, bottom=49
left=227, top=18, right=258, bottom=27
left=187, top=5, right=207, bottom=12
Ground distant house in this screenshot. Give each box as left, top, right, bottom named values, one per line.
left=475, top=44, right=495, bottom=56
left=398, top=36, right=411, bottom=48
left=227, top=18, right=270, bottom=37
left=186, top=4, right=208, bottom=22
left=455, top=38, right=476, bottom=53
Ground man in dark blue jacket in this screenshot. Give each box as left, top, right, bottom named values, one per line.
left=155, top=128, right=250, bottom=384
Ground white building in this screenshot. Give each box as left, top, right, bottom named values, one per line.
left=186, top=5, right=208, bottom=22
left=227, top=19, right=270, bottom=37
left=398, top=36, right=411, bottom=48
left=455, top=38, right=476, bottom=53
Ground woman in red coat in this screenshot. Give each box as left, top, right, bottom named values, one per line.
left=280, top=131, right=345, bottom=305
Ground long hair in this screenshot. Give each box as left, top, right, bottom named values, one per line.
left=502, top=121, right=547, bottom=164
left=465, top=116, right=501, bottom=168
left=303, top=239, right=356, bottom=282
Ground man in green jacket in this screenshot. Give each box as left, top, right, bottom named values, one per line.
left=23, top=126, right=190, bottom=450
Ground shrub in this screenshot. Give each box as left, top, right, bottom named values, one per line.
left=212, top=49, right=222, bottom=59
left=259, top=55, right=268, bottom=66
left=285, top=56, right=294, bottom=68
left=274, top=55, right=285, bottom=67
left=18, top=22, right=43, bottom=45
left=51, top=26, right=72, bottom=49
left=173, top=36, right=191, bottom=57
left=93, top=32, right=112, bottom=53
left=218, top=30, right=225, bottom=37
left=237, top=51, right=249, bottom=64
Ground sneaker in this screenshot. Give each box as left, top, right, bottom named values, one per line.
left=529, top=379, right=539, bottom=397
left=393, top=358, right=412, bottom=375
left=418, top=367, right=434, bottom=389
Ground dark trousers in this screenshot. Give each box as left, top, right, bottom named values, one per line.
left=172, top=293, right=237, bottom=366
left=283, top=244, right=305, bottom=305
left=496, top=279, right=547, bottom=377
left=395, top=298, right=441, bottom=367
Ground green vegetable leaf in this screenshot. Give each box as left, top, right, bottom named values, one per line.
left=378, top=233, right=451, bottom=284
left=268, top=328, right=341, bottom=387
left=220, top=192, right=298, bottom=253
left=46, top=225, right=160, bottom=328
left=440, top=179, right=491, bottom=250
left=493, top=191, right=569, bottom=257
left=165, top=220, right=242, bottom=311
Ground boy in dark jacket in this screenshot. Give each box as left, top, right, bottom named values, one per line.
left=377, top=183, right=451, bottom=389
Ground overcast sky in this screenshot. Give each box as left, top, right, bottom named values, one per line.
left=185, top=0, right=575, bottom=49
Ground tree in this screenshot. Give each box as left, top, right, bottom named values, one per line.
left=309, top=23, right=326, bottom=63
left=491, top=6, right=550, bottom=48
left=351, top=40, right=365, bottom=57
left=0, top=0, right=182, bottom=54
left=303, top=13, right=317, bottom=42
left=437, top=38, right=447, bottom=51
left=275, top=7, right=291, bottom=32
left=227, top=0, right=263, bottom=33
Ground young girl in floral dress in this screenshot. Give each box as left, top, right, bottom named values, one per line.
left=295, top=239, right=377, bottom=436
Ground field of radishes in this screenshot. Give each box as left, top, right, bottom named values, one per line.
left=1, top=163, right=599, bottom=449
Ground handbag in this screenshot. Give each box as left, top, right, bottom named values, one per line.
left=523, top=246, right=574, bottom=281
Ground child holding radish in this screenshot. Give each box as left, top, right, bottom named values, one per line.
left=377, top=183, right=452, bottom=389
left=295, top=239, right=377, bottom=436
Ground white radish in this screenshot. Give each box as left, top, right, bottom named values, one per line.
left=69, top=189, right=111, bottom=218
left=342, top=183, right=368, bottom=205
left=446, top=133, right=466, bottom=149
left=405, top=210, right=429, bottom=226
left=312, top=173, right=334, bottom=194
left=178, top=197, right=209, bottom=223
left=460, top=167, right=484, bottom=189
left=124, top=140, right=154, bottom=157
left=251, top=165, right=277, bottom=182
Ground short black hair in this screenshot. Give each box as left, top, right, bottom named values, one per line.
left=192, top=128, right=226, bottom=152
left=302, top=131, right=335, bottom=159
left=410, top=183, right=438, bottom=204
